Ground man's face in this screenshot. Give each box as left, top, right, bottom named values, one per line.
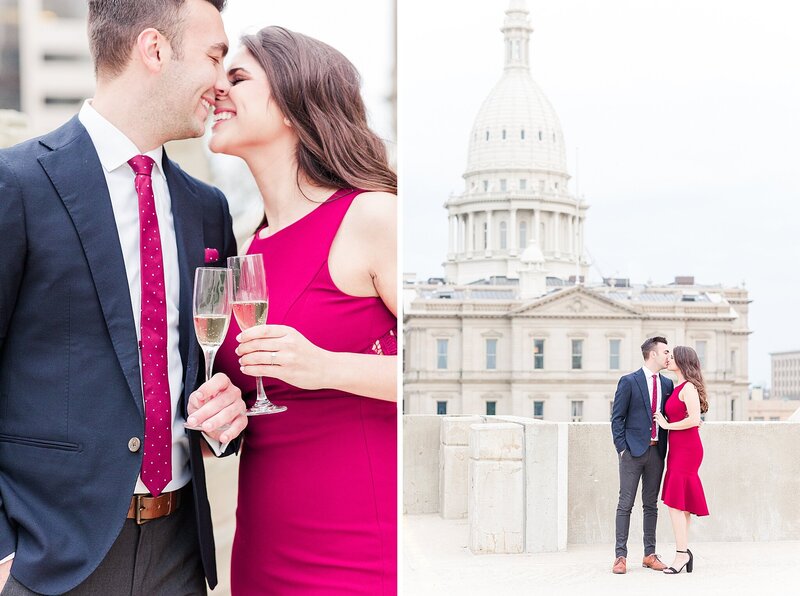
left=652, top=343, right=670, bottom=370
left=158, top=0, right=229, bottom=140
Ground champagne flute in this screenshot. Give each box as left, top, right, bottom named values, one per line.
left=184, top=267, right=232, bottom=430
left=228, top=254, right=287, bottom=415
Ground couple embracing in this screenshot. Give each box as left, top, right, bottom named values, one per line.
left=611, top=337, right=710, bottom=576
left=0, top=0, right=396, bottom=594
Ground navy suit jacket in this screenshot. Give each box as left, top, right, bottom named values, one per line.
left=611, top=369, right=674, bottom=459
left=0, top=116, right=237, bottom=594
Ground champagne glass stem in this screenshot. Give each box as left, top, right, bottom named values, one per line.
left=203, top=347, right=217, bottom=382
left=248, top=375, right=286, bottom=415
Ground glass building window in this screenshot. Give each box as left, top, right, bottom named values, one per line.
left=521, top=129, right=525, bottom=140
left=436, top=401, right=447, bottom=415
left=571, top=400, right=584, bottom=422
left=499, top=221, right=507, bottom=249
left=538, top=130, right=543, bottom=141
left=486, top=339, right=497, bottom=370
left=696, top=341, right=707, bottom=368
left=519, top=221, right=527, bottom=249
left=519, top=178, right=527, bottom=191
left=502, top=129, right=507, bottom=140
left=500, top=178, right=507, bottom=192
left=483, top=180, right=489, bottom=192
left=486, top=401, right=497, bottom=416
left=609, top=339, right=621, bottom=370
left=571, top=339, right=583, bottom=370
left=533, top=401, right=544, bottom=420
left=534, top=339, right=544, bottom=369
left=436, top=339, right=448, bottom=370
left=485, top=130, right=490, bottom=141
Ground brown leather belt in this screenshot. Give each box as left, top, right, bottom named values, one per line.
left=127, top=485, right=188, bottom=525
left=650, top=440, right=658, bottom=446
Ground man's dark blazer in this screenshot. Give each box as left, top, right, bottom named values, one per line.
left=0, top=116, right=237, bottom=594
left=611, top=368, right=674, bottom=459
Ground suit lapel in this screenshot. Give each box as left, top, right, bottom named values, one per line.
left=38, top=119, right=143, bottom=415
left=163, top=157, right=203, bottom=411
left=634, top=368, right=651, bottom=414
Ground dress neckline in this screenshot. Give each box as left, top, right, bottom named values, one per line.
left=253, top=188, right=355, bottom=244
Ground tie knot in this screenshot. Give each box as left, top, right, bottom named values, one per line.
left=128, top=155, right=155, bottom=177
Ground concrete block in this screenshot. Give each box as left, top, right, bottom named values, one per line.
left=403, top=415, right=441, bottom=514
left=468, top=423, right=525, bottom=554
left=440, top=416, right=483, bottom=519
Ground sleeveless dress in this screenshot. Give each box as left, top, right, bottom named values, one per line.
left=215, top=189, right=397, bottom=595
left=661, top=381, right=709, bottom=516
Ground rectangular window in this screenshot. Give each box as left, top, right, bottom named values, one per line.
left=609, top=339, right=621, bottom=370
left=500, top=179, right=507, bottom=192
left=483, top=180, right=489, bottom=192
left=534, top=339, right=545, bottom=369
left=571, top=339, right=583, bottom=370
left=571, top=400, right=583, bottom=422
left=533, top=400, right=544, bottom=420
left=696, top=340, right=707, bottom=368
left=436, top=339, right=448, bottom=370
left=769, top=416, right=780, bottom=421
left=486, top=339, right=497, bottom=370
left=486, top=401, right=497, bottom=415
left=519, top=179, right=527, bottom=190
left=730, top=350, right=737, bottom=374
left=436, top=401, right=447, bottom=415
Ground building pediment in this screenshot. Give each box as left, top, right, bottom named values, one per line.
left=511, top=286, right=641, bottom=318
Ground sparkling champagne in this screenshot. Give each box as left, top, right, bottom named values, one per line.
left=232, top=300, right=269, bottom=330
left=193, top=314, right=230, bottom=348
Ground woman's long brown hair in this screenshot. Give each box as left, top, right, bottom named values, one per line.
left=673, top=346, right=709, bottom=414
left=242, top=26, right=396, bottom=197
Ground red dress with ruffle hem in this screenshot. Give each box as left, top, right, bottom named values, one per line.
left=661, top=381, right=709, bottom=516
left=215, top=189, right=397, bottom=595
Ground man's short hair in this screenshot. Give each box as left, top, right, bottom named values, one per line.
left=88, top=0, right=226, bottom=78
left=641, top=336, right=668, bottom=360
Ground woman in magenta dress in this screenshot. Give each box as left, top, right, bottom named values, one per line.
left=655, top=346, right=709, bottom=575
left=208, top=27, right=397, bottom=594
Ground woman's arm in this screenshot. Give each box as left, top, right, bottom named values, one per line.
left=658, top=383, right=702, bottom=430
left=236, top=192, right=398, bottom=401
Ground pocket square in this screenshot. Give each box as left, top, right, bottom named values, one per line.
left=205, top=247, right=219, bottom=263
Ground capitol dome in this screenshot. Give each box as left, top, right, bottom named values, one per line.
left=444, top=0, right=589, bottom=287
left=466, top=69, right=567, bottom=177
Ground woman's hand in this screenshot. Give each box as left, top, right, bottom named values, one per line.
left=236, top=324, right=329, bottom=391
left=654, top=411, right=671, bottom=430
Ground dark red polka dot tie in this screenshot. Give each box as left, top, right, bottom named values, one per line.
left=129, top=155, right=171, bottom=497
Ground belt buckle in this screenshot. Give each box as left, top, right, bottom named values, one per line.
left=134, top=495, right=149, bottom=525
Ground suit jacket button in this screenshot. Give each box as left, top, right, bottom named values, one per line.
left=128, top=437, right=141, bottom=452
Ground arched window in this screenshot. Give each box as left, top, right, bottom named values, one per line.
left=499, top=221, right=507, bottom=249
left=519, top=221, right=527, bottom=249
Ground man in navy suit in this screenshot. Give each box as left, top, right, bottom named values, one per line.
left=0, top=1, right=248, bottom=593
left=610, top=336, right=673, bottom=575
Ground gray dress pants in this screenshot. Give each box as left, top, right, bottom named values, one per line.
left=614, top=444, right=665, bottom=558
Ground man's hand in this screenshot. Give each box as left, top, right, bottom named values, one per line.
left=0, top=558, right=12, bottom=591
left=186, top=373, right=247, bottom=444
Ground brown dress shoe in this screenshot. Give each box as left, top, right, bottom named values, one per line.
left=612, top=556, right=626, bottom=574
left=642, top=553, right=667, bottom=571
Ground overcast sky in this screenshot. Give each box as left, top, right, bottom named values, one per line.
left=400, top=0, right=800, bottom=387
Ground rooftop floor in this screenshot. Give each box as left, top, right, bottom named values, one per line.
left=403, top=514, right=800, bottom=596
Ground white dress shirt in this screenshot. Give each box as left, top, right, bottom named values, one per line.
left=79, top=100, right=223, bottom=494
left=641, top=365, right=663, bottom=442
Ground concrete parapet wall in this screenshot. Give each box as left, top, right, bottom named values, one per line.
left=404, top=416, right=800, bottom=546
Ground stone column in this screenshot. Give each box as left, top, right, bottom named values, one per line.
left=448, top=214, right=457, bottom=256
left=553, top=212, right=560, bottom=256
left=468, top=423, right=524, bottom=553
left=467, top=211, right=474, bottom=257
left=485, top=210, right=493, bottom=256
left=509, top=208, right=518, bottom=256
left=440, top=416, right=483, bottom=519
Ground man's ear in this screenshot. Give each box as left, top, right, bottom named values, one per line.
left=136, top=28, right=171, bottom=73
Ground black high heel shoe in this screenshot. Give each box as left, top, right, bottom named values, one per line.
left=663, top=549, right=693, bottom=574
